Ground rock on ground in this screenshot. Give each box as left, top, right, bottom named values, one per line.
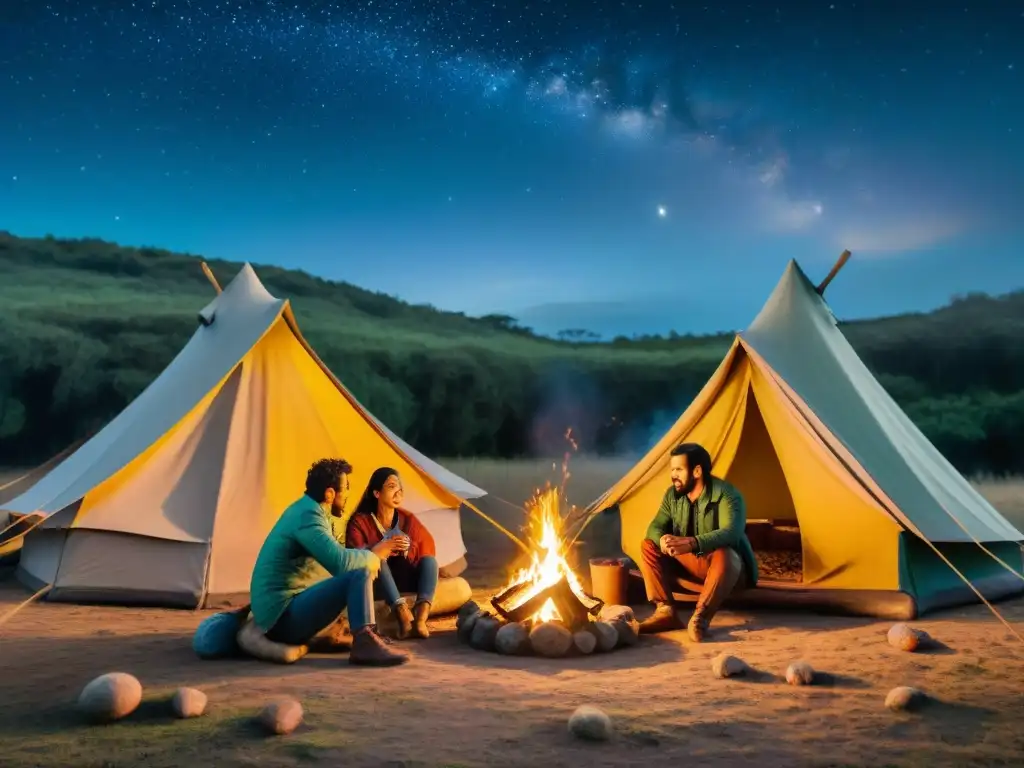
left=588, top=621, right=619, bottom=652
left=457, top=610, right=484, bottom=644
left=785, top=661, right=815, bottom=686
left=885, top=686, right=925, bottom=712
left=887, top=623, right=930, bottom=652
left=599, top=605, right=635, bottom=624
left=171, top=687, right=207, bottom=718
left=568, top=704, right=613, bottom=742
left=573, top=629, right=597, bottom=654
left=530, top=622, right=573, bottom=657
left=259, top=698, right=304, bottom=735
left=470, top=615, right=503, bottom=651
left=610, top=617, right=640, bottom=647
left=495, top=622, right=530, bottom=655
left=457, top=601, right=481, bottom=623
left=711, top=653, right=747, bottom=679
left=77, top=672, right=143, bottom=723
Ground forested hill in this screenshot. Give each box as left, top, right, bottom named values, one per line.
left=2, top=232, right=1023, bottom=475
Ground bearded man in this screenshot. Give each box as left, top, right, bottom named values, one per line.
left=636, top=443, right=758, bottom=641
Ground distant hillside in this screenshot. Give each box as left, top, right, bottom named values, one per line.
left=2, top=232, right=1023, bottom=474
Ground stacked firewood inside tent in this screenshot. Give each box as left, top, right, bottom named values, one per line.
left=455, top=484, right=640, bottom=658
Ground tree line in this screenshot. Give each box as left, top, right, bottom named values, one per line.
left=1, top=233, right=1023, bottom=477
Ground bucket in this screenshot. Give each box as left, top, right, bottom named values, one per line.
left=589, top=557, right=628, bottom=606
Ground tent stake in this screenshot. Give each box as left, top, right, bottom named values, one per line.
left=200, top=261, right=223, bottom=293
left=816, top=249, right=851, bottom=295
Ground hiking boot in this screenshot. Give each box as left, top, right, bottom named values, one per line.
left=349, top=627, right=408, bottom=666
left=687, top=609, right=709, bottom=643
left=411, top=600, right=431, bottom=639
left=638, top=603, right=682, bottom=635
left=393, top=601, right=413, bottom=640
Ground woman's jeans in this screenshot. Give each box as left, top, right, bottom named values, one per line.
left=266, top=568, right=374, bottom=645
left=374, top=555, right=439, bottom=606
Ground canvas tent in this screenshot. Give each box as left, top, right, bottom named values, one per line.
left=0, top=263, right=486, bottom=608
left=573, top=259, right=1024, bottom=619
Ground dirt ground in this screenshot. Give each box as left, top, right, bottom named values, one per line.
left=1, top=462, right=1024, bottom=767
left=2, top=582, right=1024, bottom=768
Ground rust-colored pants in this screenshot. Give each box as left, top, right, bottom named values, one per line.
left=639, top=538, right=744, bottom=616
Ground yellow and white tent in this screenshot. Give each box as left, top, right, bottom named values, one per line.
left=574, top=259, right=1023, bottom=619
left=1, top=264, right=486, bottom=608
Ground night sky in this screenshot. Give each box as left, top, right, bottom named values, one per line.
left=2, top=1, right=1022, bottom=337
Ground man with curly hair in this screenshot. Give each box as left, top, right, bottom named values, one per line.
left=250, top=458, right=407, bottom=666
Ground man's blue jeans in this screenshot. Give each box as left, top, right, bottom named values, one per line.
left=266, top=568, right=374, bottom=646
left=375, top=555, right=439, bottom=606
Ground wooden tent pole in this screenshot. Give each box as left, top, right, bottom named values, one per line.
left=200, top=261, right=222, bottom=293
left=816, top=249, right=851, bottom=295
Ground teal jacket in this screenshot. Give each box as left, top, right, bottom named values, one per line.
left=645, top=477, right=758, bottom=586
left=249, top=495, right=380, bottom=631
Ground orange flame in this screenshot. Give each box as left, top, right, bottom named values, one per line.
left=502, top=485, right=588, bottom=623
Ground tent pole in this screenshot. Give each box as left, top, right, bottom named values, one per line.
left=816, top=250, right=851, bottom=295
left=462, top=499, right=529, bottom=552
left=200, top=261, right=223, bottom=293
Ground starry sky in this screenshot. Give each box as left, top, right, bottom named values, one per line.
left=2, top=1, right=1022, bottom=337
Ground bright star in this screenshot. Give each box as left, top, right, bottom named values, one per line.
left=657, top=205, right=667, bottom=218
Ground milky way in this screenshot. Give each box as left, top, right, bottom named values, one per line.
left=2, top=1, right=1022, bottom=336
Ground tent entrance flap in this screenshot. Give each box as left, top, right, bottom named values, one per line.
left=721, top=385, right=803, bottom=583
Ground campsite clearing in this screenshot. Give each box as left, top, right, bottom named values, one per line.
left=1, top=463, right=1023, bottom=768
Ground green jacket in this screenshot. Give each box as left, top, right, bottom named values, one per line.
left=645, top=477, right=758, bottom=586
left=249, top=495, right=379, bottom=631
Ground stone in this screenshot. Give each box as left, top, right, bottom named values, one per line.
left=457, top=610, right=484, bottom=644
left=610, top=617, right=639, bottom=647
left=171, top=687, right=207, bottom=718
left=77, top=672, right=143, bottom=723
left=885, top=686, right=925, bottom=712
left=598, top=604, right=635, bottom=624
left=529, top=622, right=574, bottom=657
left=259, top=697, right=304, bottom=735
left=887, top=623, right=929, bottom=652
left=573, top=629, right=597, bottom=655
left=568, top=704, right=613, bottom=742
left=457, top=600, right=481, bottom=625
left=710, top=653, right=747, bottom=679
left=495, top=622, right=531, bottom=655
left=588, top=621, right=619, bottom=652
left=785, top=661, right=815, bottom=686
left=469, top=615, right=503, bottom=651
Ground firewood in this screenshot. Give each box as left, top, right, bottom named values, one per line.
left=492, top=578, right=564, bottom=624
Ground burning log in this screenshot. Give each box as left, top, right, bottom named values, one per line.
left=491, top=574, right=603, bottom=630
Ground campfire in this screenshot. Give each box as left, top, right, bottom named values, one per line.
left=456, top=437, right=640, bottom=658
left=489, top=485, right=604, bottom=630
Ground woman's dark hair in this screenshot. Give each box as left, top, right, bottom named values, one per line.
left=304, top=458, right=353, bottom=503
left=353, top=466, right=400, bottom=517
left=670, top=442, right=712, bottom=480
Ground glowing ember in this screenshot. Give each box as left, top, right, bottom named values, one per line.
left=499, top=484, right=590, bottom=624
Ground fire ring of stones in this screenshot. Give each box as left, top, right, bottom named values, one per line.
left=455, top=598, right=640, bottom=658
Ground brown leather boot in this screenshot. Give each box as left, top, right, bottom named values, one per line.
left=349, top=627, right=408, bottom=666
left=393, top=601, right=413, bottom=640
left=687, top=607, right=709, bottom=643
left=411, top=600, right=431, bottom=639
left=638, top=603, right=682, bottom=634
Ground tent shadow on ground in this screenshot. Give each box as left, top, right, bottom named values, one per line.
left=0, top=630, right=360, bottom=694
left=411, top=630, right=686, bottom=674
left=519, top=717, right=837, bottom=765
left=880, top=698, right=998, bottom=748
